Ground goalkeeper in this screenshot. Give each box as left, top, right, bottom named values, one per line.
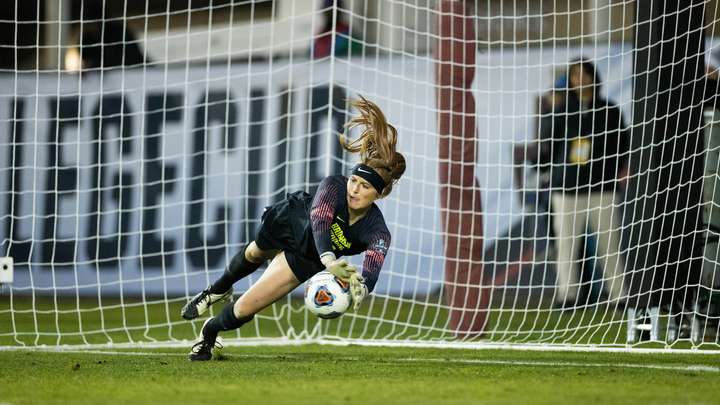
left=183, top=96, right=406, bottom=361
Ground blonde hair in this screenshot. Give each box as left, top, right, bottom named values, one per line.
left=339, top=96, right=406, bottom=197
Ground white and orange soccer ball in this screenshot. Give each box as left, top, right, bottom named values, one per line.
left=304, top=271, right=351, bottom=319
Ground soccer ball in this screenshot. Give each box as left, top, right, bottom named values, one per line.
left=304, top=271, right=351, bottom=319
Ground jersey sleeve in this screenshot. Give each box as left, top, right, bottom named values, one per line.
left=361, top=230, right=391, bottom=293
left=310, top=176, right=343, bottom=258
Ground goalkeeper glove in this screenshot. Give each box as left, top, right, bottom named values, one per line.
left=325, top=258, right=357, bottom=281
left=348, top=272, right=368, bottom=311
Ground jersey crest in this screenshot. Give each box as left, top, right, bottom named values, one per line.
left=373, top=238, right=388, bottom=255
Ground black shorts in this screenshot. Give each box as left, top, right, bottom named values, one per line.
left=255, top=191, right=324, bottom=283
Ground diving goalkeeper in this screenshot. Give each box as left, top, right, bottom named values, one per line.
left=182, top=97, right=406, bottom=361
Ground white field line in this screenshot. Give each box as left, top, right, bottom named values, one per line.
left=2, top=338, right=720, bottom=355
left=12, top=348, right=720, bottom=373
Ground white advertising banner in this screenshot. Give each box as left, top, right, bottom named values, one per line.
left=0, top=45, right=634, bottom=296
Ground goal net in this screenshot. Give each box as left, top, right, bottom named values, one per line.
left=1, top=0, right=719, bottom=351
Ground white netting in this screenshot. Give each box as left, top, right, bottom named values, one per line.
left=0, top=0, right=719, bottom=351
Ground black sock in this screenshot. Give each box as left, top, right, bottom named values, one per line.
left=209, top=246, right=262, bottom=294
left=202, top=301, right=254, bottom=341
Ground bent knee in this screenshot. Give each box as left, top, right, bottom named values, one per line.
left=232, top=296, right=256, bottom=319
left=245, top=241, right=278, bottom=263
left=245, top=242, right=269, bottom=263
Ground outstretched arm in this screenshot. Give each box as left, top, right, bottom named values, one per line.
left=309, top=177, right=358, bottom=279
left=360, top=232, right=391, bottom=293
left=346, top=232, right=390, bottom=310
left=310, top=177, right=343, bottom=263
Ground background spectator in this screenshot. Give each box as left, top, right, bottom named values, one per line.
left=539, top=58, right=630, bottom=309
left=312, top=0, right=362, bottom=59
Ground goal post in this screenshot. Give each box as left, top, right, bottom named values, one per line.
left=1, top=0, right=719, bottom=352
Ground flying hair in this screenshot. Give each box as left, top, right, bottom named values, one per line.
left=339, top=96, right=406, bottom=197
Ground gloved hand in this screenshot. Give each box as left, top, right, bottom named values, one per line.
left=348, top=272, right=367, bottom=311
left=325, top=259, right=357, bottom=281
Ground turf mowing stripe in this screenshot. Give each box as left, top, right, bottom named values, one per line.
left=396, top=358, right=720, bottom=373
left=20, top=348, right=720, bottom=373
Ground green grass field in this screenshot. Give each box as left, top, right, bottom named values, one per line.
left=1, top=295, right=719, bottom=404
left=1, top=345, right=719, bottom=404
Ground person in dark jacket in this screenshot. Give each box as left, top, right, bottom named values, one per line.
left=539, top=59, right=630, bottom=309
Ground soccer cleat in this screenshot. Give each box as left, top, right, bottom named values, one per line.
left=188, top=319, right=223, bottom=361
left=180, top=287, right=233, bottom=320
left=188, top=338, right=224, bottom=361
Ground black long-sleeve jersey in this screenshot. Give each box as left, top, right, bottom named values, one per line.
left=538, top=93, right=630, bottom=193
left=303, top=175, right=391, bottom=292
